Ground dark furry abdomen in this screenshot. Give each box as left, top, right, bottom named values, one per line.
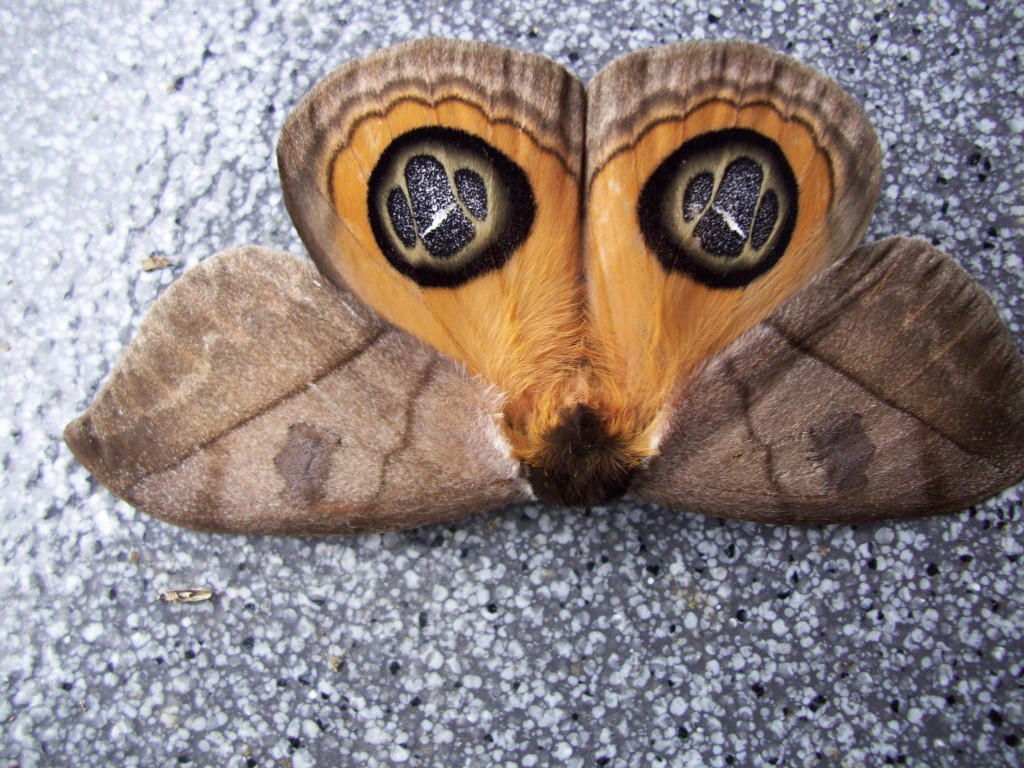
left=523, top=403, right=636, bottom=507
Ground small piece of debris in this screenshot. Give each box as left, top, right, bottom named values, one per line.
left=328, top=654, right=344, bottom=672
left=141, top=256, right=172, bottom=272
left=158, top=588, right=213, bottom=603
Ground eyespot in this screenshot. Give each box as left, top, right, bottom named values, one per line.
left=367, top=127, right=535, bottom=288
left=637, top=128, right=798, bottom=288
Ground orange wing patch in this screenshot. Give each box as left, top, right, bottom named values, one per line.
left=278, top=40, right=588, bottom=462
left=583, top=44, right=880, bottom=455
left=328, top=97, right=584, bottom=397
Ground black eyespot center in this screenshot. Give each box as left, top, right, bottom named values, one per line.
left=752, top=190, right=780, bottom=250
left=683, top=172, right=714, bottom=221
left=386, top=187, right=416, bottom=249
left=455, top=168, right=488, bottom=221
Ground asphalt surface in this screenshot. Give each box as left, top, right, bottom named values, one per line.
left=2, top=1, right=1022, bottom=766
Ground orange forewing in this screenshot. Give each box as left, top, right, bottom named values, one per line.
left=328, top=98, right=585, bottom=425
left=585, top=99, right=839, bottom=451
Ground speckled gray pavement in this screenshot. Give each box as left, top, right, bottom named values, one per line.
left=2, top=1, right=1023, bottom=766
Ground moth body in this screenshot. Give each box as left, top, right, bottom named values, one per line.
left=521, top=402, right=637, bottom=507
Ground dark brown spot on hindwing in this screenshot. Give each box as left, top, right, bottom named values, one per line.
left=274, top=423, right=342, bottom=507
left=807, top=412, right=875, bottom=494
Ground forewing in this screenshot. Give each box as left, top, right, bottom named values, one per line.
left=278, top=39, right=587, bottom=414
left=583, top=41, right=881, bottom=448
left=633, top=237, right=1024, bottom=522
left=65, top=247, right=528, bottom=534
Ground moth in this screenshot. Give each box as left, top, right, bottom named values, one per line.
left=65, top=39, right=1024, bottom=535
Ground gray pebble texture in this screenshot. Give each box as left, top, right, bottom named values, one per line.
left=2, top=1, right=1023, bottom=766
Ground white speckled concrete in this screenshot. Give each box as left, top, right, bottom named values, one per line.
left=2, top=1, right=1022, bottom=766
